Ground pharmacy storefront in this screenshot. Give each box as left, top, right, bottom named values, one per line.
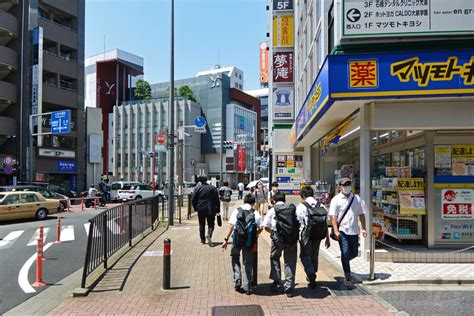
left=292, top=50, right=474, bottom=254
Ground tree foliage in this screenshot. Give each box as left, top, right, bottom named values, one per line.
left=134, top=79, right=152, bottom=100
left=178, top=85, right=197, bottom=102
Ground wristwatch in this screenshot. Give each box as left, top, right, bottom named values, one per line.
left=224, top=238, right=229, bottom=242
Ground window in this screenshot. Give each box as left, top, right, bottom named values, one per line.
left=21, top=194, right=38, bottom=203
left=2, top=194, right=19, bottom=205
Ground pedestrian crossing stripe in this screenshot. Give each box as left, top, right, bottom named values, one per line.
left=27, top=227, right=51, bottom=246
left=84, top=223, right=101, bottom=237
left=0, top=230, right=25, bottom=248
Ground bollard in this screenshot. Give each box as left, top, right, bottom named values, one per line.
left=67, top=198, right=70, bottom=212
left=94, top=197, right=97, bottom=209
left=251, top=237, right=258, bottom=286
left=39, top=225, right=46, bottom=261
left=55, top=217, right=61, bottom=244
left=81, top=196, right=84, bottom=211
left=163, top=238, right=171, bottom=289
left=32, top=237, right=46, bottom=287
left=187, top=194, right=192, bottom=219
left=369, top=234, right=376, bottom=281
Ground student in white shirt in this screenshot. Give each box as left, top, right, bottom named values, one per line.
left=328, top=178, right=367, bottom=285
left=222, top=194, right=262, bottom=295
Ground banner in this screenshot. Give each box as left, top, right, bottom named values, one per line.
left=273, top=52, right=294, bottom=83
left=237, top=145, right=245, bottom=172
left=434, top=145, right=452, bottom=169
left=442, top=189, right=473, bottom=220
left=273, top=87, right=294, bottom=119
left=398, top=178, right=426, bottom=215
left=272, top=15, right=294, bottom=47
left=259, top=42, right=269, bottom=84
left=452, top=145, right=474, bottom=176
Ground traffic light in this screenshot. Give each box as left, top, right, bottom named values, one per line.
left=223, top=140, right=234, bottom=149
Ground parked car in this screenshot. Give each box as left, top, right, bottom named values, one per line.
left=117, top=183, right=164, bottom=201
left=0, top=191, right=60, bottom=221
left=47, top=184, right=77, bottom=198
left=0, top=185, right=67, bottom=212
left=110, top=181, right=141, bottom=201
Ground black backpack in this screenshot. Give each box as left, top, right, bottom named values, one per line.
left=274, top=203, right=299, bottom=244
left=232, top=208, right=257, bottom=249
left=220, top=187, right=232, bottom=202
left=302, top=202, right=328, bottom=241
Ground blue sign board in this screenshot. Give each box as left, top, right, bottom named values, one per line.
left=57, top=160, right=77, bottom=172
left=51, top=110, right=71, bottom=134
left=294, top=50, right=474, bottom=143
left=194, top=116, right=206, bottom=128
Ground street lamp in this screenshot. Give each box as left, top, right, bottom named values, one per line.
left=167, top=0, right=175, bottom=226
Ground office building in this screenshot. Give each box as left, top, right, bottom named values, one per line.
left=0, top=0, right=85, bottom=191
left=196, top=65, right=244, bottom=90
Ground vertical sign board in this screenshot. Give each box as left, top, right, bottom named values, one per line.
left=273, top=15, right=294, bottom=47
left=273, top=87, right=294, bottom=120
left=273, top=52, right=294, bottom=83
left=259, top=42, right=269, bottom=84
left=32, top=26, right=43, bottom=141
left=275, top=152, right=304, bottom=194
left=51, top=110, right=71, bottom=134
left=88, top=134, right=102, bottom=164
left=237, top=145, right=246, bottom=172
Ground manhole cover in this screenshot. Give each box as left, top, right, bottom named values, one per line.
left=212, top=305, right=264, bottom=316
left=329, top=284, right=370, bottom=297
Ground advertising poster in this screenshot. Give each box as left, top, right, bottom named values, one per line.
left=275, top=152, right=303, bottom=194
left=398, top=178, right=426, bottom=215
left=273, top=87, right=294, bottom=120
left=259, top=42, right=269, bottom=84
left=434, top=145, right=452, bottom=169
left=441, top=189, right=473, bottom=220
left=452, top=145, right=474, bottom=176
left=273, top=52, right=294, bottom=83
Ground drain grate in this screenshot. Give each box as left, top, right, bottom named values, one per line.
left=329, top=284, right=370, bottom=297
left=212, top=305, right=264, bottom=316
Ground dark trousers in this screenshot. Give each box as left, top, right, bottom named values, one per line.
left=269, top=236, right=297, bottom=291
left=198, top=212, right=215, bottom=242
left=238, top=190, right=243, bottom=199
left=300, top=238, right=322, bottom=281
left=230, top=246, right=254, bottom=291
left=338, top=231, right=359, bottom=276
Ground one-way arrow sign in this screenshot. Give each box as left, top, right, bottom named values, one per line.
left=346, top=8, right=361, bottom=23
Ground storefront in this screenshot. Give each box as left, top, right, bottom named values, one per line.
left=35, top=148, right=79, bottom=191
left=291, top=50, right=474, bottom=256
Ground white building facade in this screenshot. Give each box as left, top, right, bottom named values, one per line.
left=196, top=65, right=244, bottom=90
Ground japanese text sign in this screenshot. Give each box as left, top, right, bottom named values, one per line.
left=273, top=52, right=294, bottom=83
left=273, top=15, right=294, bottom=47
left=442, top=189, right=473, bottom=220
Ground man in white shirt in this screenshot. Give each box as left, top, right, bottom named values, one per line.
left=222, top=194, right=262, bottom=295
left=237, top=182, right=245, bottom=199
left=262, top=191, right=299, bottom=297
left=296, top=186, right=330, bottom=289
left=328, top=178, right=367, bottom=285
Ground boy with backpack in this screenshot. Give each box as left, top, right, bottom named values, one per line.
left=219, top=181, right=233, bottom=220
left=222, top=194, right=262, bottom=295
left=296, top=186, right=330, bottom=289
left=262, top=191, right=300, bottom=297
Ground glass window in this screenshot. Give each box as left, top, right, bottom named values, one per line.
left=2, top=194, right=19, bottom=205
left=378, top=131, right=390, bottom=146
left=21, top=193, right=38, bottom=203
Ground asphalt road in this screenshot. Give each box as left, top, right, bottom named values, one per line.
left=0, top=209, right=102, bottom=314
left=367, top=284, right=474, bottom=316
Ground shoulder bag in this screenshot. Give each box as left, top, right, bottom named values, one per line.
left=329, top=195, right=354, bottom=241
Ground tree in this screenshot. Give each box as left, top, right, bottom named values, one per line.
left=134, top=79, right=152, bottom=100
left=178, top=85, right=197, bottom=102
left=163, top=86, right=178, bottom=98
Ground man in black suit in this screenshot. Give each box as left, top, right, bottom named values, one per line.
left=192, top=175, right=220, bottom=246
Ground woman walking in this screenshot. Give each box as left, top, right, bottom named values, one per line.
left=253, top=181, right=267, bottom=216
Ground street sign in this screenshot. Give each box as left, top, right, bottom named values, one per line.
left=194, top=126, right=206, bottom=134
left=157, top=132, right=166, bottom=145
left=51, top=110, right=71, bottom=134
left=3, top=156, right=13, bottom=167
left=4, top=165, right=13, bottom=175
left=194, top=116, right=206, bottom=128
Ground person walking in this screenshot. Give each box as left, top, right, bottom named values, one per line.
left=253, top=181, right=268, bottom=216
left=222, top=194, right=262, bottom=295
left=329, top=178, right=367, bottom=285
left=296, top=186, right=330, bottom=289
left=192, top=175, right=221, bottom=246
left=237, top=181, right=245, bottom=200
left=262, top=191, right=300, bottom=297
left=218, top=181, right=233, bottom=220
left=267, top=181, right=280, bottom=208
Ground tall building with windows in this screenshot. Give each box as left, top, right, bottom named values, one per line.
left=196, top=65, right=244, bottom=90
left=0, top=0, right=85, bottom=191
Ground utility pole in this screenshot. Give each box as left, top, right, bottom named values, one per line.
left=167, top=0, right=175, bottom=225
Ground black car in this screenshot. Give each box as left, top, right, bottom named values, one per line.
left=0, top=185, right=68, bottom=212
left=47, top=184, right=77, bottom=198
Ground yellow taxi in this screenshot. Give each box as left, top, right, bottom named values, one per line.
left=0, top=191, right=60, bottom=221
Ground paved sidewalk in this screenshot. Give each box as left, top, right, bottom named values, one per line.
left=321, top=240, right=474, bottom=284
left=49, top=202, right=396, bottom=315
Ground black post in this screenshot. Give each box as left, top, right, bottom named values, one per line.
left=81, top=220, right=94, bottom=288
left=251, top=239, right=258, bottom=286
left=187, top=194, right=192, bottom=219
left=268, top=148, right=273, bottom=185
left=103, top=213, right=108, bottom=269
left=128, top=204, right=133, bottom=247
left=163, top=238, right=171, bottom=289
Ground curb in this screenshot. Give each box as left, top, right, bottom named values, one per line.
left=362, top=278, right=474, bottom=286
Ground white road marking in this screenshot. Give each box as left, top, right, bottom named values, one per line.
left=0, top=231, right=25, bottom=248
left=18, top=242, right=53, bottom=293
left=60, top=225, right=75, bottom=242
left=84, top=223, right=101, bottom=237
left=107, top=216, right=124, bottom=235
left=27, top=228, right=51, bottom=246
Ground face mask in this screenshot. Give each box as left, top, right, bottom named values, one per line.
left=342, top=186, right=352, bottom=194
left=272, top=188, right=278, bottom=192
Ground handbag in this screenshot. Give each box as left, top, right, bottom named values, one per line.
left=216, top=213, right=222, bottom=227
left=330, top=195, right=354, bottom=241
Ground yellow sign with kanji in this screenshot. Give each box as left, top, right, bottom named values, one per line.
left=398, top=178, right=426, bottom=215
left=349, top=60, right=378, bottom=88
left=272, top=15, right=294, bottom=48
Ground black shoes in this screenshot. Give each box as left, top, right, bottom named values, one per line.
left=284, top=289, right=294, bottom=298
left=234, top=286, right=245, bottom=294
left=270, top=281, right=281, bottom=292
left=306, top=274, right=317, bottom=289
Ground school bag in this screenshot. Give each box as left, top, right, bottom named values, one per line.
left=274, top=203, right=299, bottom=244
left=221, top=188, right=232, bottom=202
left=232, top=208, right=258, bottom=249
left=302, top=202, right=328, bottom=241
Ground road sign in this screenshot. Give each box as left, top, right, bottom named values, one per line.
left=157, top=132, right=166, bottom=145
left=51, top=110, right=71, bottom=134
left=346, top=8, right=360, bottom=23
left=194, top=116, right=206, bottom=128
left=194, top=126, right=206, bottom=134
left=3, top=156, right=13, bottom=166
left=4, top=165, right=13, bottom=175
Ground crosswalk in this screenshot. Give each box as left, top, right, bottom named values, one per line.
left=0, top=223, right=99, bottom=251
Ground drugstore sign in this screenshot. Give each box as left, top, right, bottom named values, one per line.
left=293, top=50, right=474, bottom=143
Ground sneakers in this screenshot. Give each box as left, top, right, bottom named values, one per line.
left=206, top=235, right=212, bottom=247
left=284, top=289, right=294, bottom=298
left=234, top=286, right=245, bottom=294
left=343, top=274, right=353, bottom=287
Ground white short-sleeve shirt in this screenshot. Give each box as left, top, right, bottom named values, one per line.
left=262, top=201, right=285, bottom=231
left=296, top=196, right=327, bottom=229
left=328, top=193, right=367, bottom=235
left=229, top=203, right=262, bottom=226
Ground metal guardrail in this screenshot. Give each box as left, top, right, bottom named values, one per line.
left=81, top=196, right=160, bottom=288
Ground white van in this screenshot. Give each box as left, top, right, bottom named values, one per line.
left=110, top=181, right=141, bottom=201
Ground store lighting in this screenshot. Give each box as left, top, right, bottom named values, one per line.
left=379, top=132, right=389, bottom=138
left=340, top=126, right=361, bottom=140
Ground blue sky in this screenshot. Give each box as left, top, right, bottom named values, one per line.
left=86, top=0, right=268, bottom=90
